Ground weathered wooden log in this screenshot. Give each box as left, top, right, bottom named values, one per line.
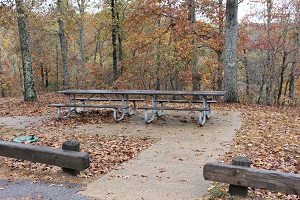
left=0, top=141, right=89, bottom=171
left=229, top=156, right=251, bottom=196
left=62, top=140, right=81, bottom=175
left=203, top=162, right=300, bottom=195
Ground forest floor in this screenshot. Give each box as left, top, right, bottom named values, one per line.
left=0, top=93, right=299, bottom=199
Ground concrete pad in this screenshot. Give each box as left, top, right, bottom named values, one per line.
left=79, top=111, right=242, bottom=200
left=0, top=116, right=49, bottom=129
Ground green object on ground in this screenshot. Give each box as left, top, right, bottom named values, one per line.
left=13, top=135, right=38, bottom=143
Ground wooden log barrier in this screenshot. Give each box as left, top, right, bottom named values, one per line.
left=228, top=156, right=251, bottom=196
left=0, top=140, right=89, bottom=175
left=203, top=159, right=300, bottom=195
left=62, top=140, right=81, bottom=176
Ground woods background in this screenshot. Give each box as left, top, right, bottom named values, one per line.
left=0, top=0, right=299, bottom=106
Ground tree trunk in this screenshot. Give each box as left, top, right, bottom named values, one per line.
left=156, top=41, right=161, bottom=90
left=117, top=11, right=123, bottom=75
left=57, top=0, right=69, bottom=89
left=0, top=49, right=5, bottom=97
left=0, top=49, right=4, bottom=97
left=40, top=61, right=45, bottom=90
left=18, top=62, right=23, bottom=89
left=99, top=41, right=104, bottom=68
left=243, top=49, right=250, bottom=97
left=289, top=31, right=299, bottom=105
left=55, top=43, right=59, bottom=90
left=111, top=0, right=118, bottom=82
left=156, top=18, right=161, bottom=90
left=257, top=63, right=266, bottom=104
left=217, top=0, right=224, bottom=91
left=188, top=0, right=200, bottom=99
left=93, top=35, right=99, bottom=66
left=217, top=51, right=223, bottom=91
left=16, top=0, right=37, bottom=102
left=224, top=0, right=239, bottom=102
left=282, top=79, right=289, bottom=106
left=76, top=0, right=87, bottom=88
left=45, top=65, right=49, bottom=90
left=277, top=51, right=287, bottom=106
left=265, top=0, right=273, bottom=106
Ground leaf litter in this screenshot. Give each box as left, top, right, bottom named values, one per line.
left=207, top=103, right=300, bottom=199
left=0, top=95, right=299, bottom=200
left=0, top=93, right=156, bottom=184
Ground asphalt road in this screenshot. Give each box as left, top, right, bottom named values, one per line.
left=0, top=179, right=92, bottom=200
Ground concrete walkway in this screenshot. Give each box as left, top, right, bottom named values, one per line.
left=79, top=110, right=242, bottom=200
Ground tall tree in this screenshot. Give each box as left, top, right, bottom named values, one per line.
left=188, top=0, right=200, bottom=96
left=111, top=0, right=118, bottom=81
left=224, top=0, right=239, bottom=102
left=116, top=7, right=123, bottom=75
left=289, top=31, right=299, bottom=104
left=265, top=0, right=273, bottom=106
left=57, top=0, right=69, bottom=89
left=15, top=0, right=37, bottom=102
left=76, top=0, right=87, bottom=88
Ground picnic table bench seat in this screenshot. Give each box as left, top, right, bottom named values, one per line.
left=48, top=103, right=123, bottom=109
left=138, top=106, right=210, bottom=111
left=138, top=106, right=210, bottom=126
left=72, top=98, right=145, bottom=102
left=71, top=97, right=145, bottom=116
left=48, top=103, right=129, bottom=121
left=155, top=99, right=217, bottom=104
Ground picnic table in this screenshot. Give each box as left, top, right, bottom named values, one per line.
left=49, top=89, right=225, bottom=126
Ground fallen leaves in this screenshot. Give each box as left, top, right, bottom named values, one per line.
left=210, top=103, right=300, bottom=199
left=0, top=93, right=156, bottom=183
left=0, top=133, right=155, bottom=182
left=1, top=95, right=300, bottom=200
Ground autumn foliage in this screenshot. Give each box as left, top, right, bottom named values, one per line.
left=0, top=0, right=298, bottom=105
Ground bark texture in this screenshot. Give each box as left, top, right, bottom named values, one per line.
left=16, top=0, right=37, bottom=102
left=188, top=0, right=200, bottom=99
left=57, top=0, right=69, bottom=89
left=224, top=0, right=239, bottom=102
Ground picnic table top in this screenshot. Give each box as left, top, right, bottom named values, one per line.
left=56, top=89, right=226, bottom=96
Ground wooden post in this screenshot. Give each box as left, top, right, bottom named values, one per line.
left=229, top=156, right=251, bottom=196
left=62, top=140, right=80, bottom=176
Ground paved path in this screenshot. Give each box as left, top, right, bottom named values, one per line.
left=79, top=110, right=242, bottom=200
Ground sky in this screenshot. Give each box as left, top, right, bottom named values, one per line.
left=239, top=1, right=251, bottom=19
left=238, top=0, right=266, bottom=21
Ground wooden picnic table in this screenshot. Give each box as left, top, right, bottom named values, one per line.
left=49, top=89, right=226, bottom=126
